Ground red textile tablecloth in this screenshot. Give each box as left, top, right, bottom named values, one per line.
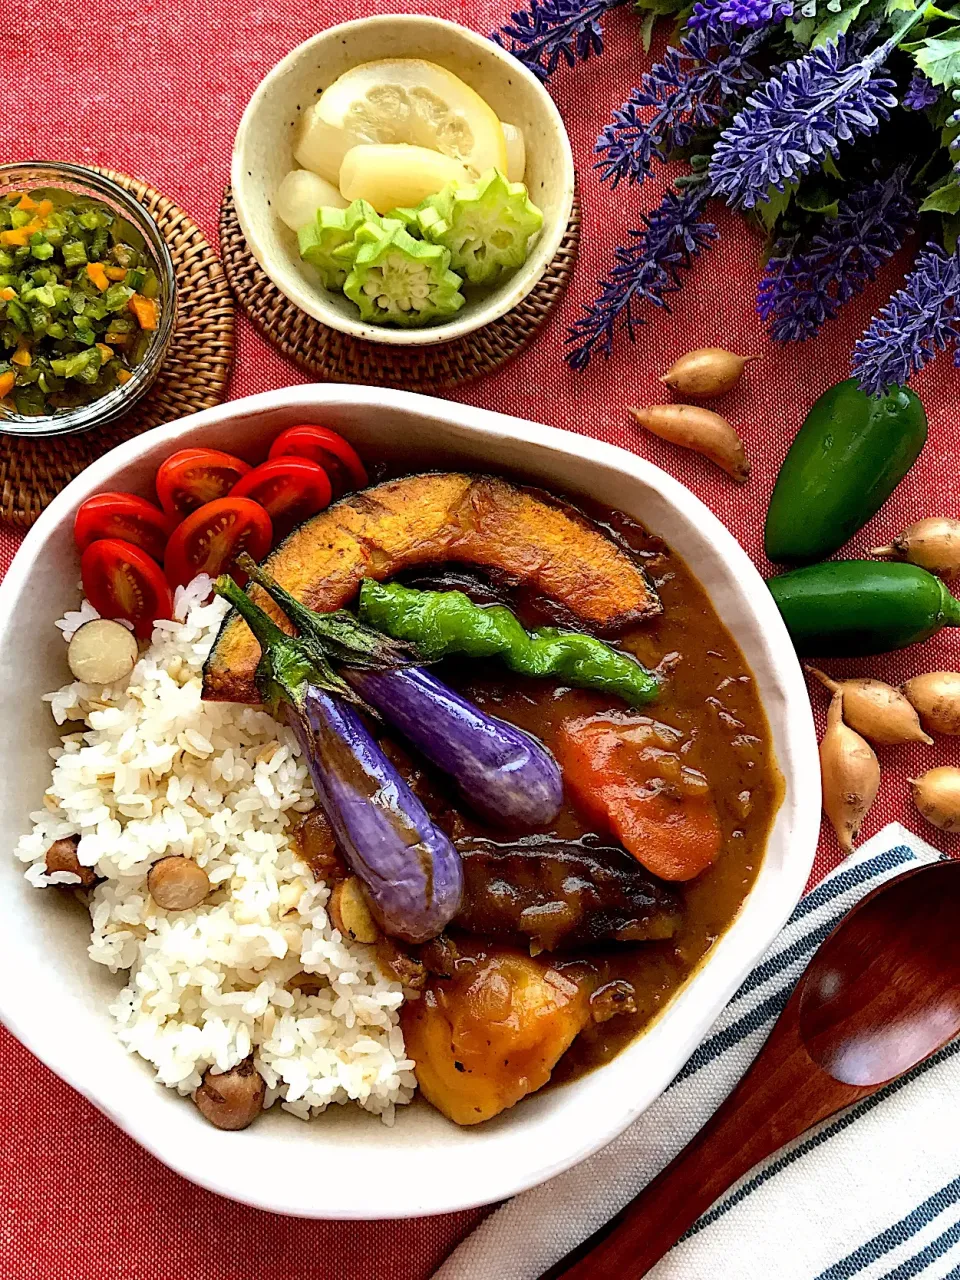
left=2, top=3, right=958, bottom=1277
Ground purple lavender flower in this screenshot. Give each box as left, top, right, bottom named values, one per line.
left=853, top=242, right=960, bottom=394
left=492, top=0, right=628, bottom=82
left=708, top=36, right=898, bottom=209
left=595, top=24, right=766, bottom=189
left=758, top=168, right=917, bottom=342
left=903, top=69, right=939, bottom=111
left=687, top=0, right=792, bottom=31
left=566, top=187, right=718, bottom=370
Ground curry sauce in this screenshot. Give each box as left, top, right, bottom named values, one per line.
left=385, top=506, right=782, bottom=1085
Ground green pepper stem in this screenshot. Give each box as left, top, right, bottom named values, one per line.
left=940, top=581, right=960, bottom=628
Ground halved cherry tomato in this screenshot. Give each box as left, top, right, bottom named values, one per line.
left=74, top=492, right=172, bottom=563
left=164, top=497, right=273, bottom=589
left=268, top=425, right=367, bottom=497
left=556, top=712, right=722, bottom=882
left=81, top=539, right=174, bottom=639
left=231, top=457, right=333, bottom=533
left=155, top=448, right=251, bottom=518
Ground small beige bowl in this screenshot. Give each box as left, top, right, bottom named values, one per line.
left=231, top=15, right=575, bottom=346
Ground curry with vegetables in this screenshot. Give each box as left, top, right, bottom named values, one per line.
left=204, top=471, right=782, bottom=1127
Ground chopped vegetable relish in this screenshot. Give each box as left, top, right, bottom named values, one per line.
left=0, top=190, right=161, bottom=416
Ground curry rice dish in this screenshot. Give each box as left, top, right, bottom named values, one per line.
left=16, top=470, right=781, bottom=1130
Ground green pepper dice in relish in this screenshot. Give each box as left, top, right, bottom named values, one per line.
left=0, top=189, right=162, bottom=416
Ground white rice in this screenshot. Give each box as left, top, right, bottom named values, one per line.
left=16, top=577, right=416, bottom=1123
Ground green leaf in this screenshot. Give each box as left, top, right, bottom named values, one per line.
left=798, top=185, right=841, bottom=217
left=821, top=153, right=844, bottom=181
left=943, top=212, right=960, bottom=252
left=887, top=0, right=919, bottom=12
left=785, top=15, right=816, bottom=43
left=634, top=0, right=686, bottom=14
left=758, top=181, right=798, bottom=232
left=640, top=9, right=657, bottom=51
left=915, top=25, right=960, bottom=87
left=920, top=180, right=960, bottom=212
left=813, top=0, right=871, bottom=44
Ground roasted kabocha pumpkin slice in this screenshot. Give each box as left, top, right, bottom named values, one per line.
left=202, top=472, right=660, bottom=704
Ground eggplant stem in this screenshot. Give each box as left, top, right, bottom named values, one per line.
left=214, top=575, right=287, bottom=651
left=214, top=573, right=379, bottom=716
left=234, top=551, right=421, bottom=672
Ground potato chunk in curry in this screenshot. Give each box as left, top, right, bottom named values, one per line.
left=402, top=947, right=593, bottom=1125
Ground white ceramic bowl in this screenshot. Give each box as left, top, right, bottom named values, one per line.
left=0, top=386, right=820, bottom=1218
left=231, top=15, right=575, bottom=346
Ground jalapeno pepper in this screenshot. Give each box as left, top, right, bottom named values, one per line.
left=764, top=380, right=927, bottom=566
left=768, top=560, right=960, bottom=656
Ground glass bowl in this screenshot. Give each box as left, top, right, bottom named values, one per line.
left=0, top=162, right=177, bottom=438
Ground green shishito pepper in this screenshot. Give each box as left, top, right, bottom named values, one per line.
left=768, top=561, right=960, bottom=656
left=764, top=380, right=927, bottom=566
left=358, top=580, right=659, bottom=705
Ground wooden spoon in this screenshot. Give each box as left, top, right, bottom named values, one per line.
left=544, top=860, right=960, bottom=1280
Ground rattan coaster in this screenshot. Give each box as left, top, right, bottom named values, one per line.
left=0, top=168, right=234, bottom=528
left=219, top=186, right=580, bottom=390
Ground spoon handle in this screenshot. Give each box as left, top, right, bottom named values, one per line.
left=543, top=1013, right=869, bottom=1280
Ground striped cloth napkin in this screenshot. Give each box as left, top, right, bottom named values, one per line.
left=435, top=823, right=960, bottom=1280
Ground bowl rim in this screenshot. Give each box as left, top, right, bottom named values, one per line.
left=0, top=161, right=178, bottom=438
left=0, top=385, right=821, bottom=1217
left=230, top=14, right=576, bottom=347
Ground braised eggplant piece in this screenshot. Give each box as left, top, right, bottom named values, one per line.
left=398, top=564, right=513, bottom=605
left=204, top=472, right=660, bottom=703
left=455, top=836, right=681, bottom=952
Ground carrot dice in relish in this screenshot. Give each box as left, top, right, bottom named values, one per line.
left=129, top=294, right=158, bottom=330
left=86, top=262, right=110, bottom=291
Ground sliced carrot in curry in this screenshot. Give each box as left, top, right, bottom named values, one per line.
left=557, top=713, right=722, bottom=882
left=203, top=473, right=660, bottom=704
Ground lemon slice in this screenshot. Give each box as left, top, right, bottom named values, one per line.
left=295, top=58, right=507, bottom=187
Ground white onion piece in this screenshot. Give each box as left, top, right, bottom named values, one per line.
left=339, top=144, right=470, bottom=214
left=500, top=122, right=526, bottom=183
left=276, top=169, right=347, bottom=232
